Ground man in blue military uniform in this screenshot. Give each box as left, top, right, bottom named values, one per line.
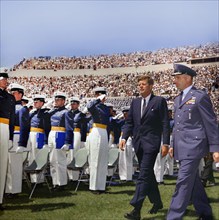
left=0, top=71, right=15, bottom=210
left=86, top=87, right=110, bottom=194
left=28, top=94, right=48, bottom=183
left=167, top=64, right=219, bottom=220
left=46, top=91, right=68, bottom=191
left=64, top=96, right=85, bottom=181
left=5, top=83, right=30, bottom=198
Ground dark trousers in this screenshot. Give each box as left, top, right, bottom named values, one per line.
left=167, top=159, right=212, bottom=220
left=130, top=148, right=161, bottom=210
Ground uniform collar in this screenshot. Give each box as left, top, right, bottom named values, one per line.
left=182, top=85, right=193, bottom=98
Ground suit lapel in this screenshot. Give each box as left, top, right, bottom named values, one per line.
left=141, top=94, right=155, bottom=119
left=136, top=98, right=142, bottom=121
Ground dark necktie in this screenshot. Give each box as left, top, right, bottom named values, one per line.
left=179, top=91, right=183, bottom=104
left=143, top=98, right=146, bottom=109
left=142, top=98, right=147, bottom=116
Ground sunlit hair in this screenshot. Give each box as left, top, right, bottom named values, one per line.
left=137, top=75, right=154, bottom=85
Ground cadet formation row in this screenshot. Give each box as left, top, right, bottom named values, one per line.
left=0, top=74, right=171, bottom=203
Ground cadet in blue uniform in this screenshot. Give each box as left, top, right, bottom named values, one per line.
left=86, top=87, right=110, bottom=193
left=28, top=94, right=48, bottom=183
left=47, top=91, right=68, bottom=190
left=64, top=97, right=84, bottom=181
left=0, top=72, right=15, bottom=210
left=5, top=83, right=30, bottom=197
left=167, top=64, right=219, bottom=220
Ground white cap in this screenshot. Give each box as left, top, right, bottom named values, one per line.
left=9, top=83, right=25, bottom=92
left=93, top=87, right=107, bottom=94
left=0, top=71, right=9, bottom=80
left=54, top=91, right=67, bottom=99
left=70, top=96, right=80, bottom=103
left=21, top=96, right=29, bottom=103
left=33, top=94, right=46, bottom=102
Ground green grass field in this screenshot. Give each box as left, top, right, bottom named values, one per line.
left=1, top=172, right=219, bottom=220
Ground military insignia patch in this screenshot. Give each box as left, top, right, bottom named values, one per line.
left=186, top=96, right=196, bottom=105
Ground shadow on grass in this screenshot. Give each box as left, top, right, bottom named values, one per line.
left=4, top=190, right=76, bottom=204
left=208, top=196, right=219, bottom=204
left=4, top=202, right=75, bottom=212
left=107, top=189, right=135, bottom=196
left=141, top=208, right=197, bottom=220
left=184, top=209, right=198, bottom=218
left=142, top=208, right=168, bottom=220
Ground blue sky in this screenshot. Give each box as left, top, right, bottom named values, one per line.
left=1, top=0, right=218, bottom=68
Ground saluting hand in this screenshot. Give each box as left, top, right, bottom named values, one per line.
left=119, top=139, right=126, bottom=151
left=213, top=152, right=219, bottom=163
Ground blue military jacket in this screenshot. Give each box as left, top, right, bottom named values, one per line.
left=30, top=108, right=49, bottom=129
left=65, top=109, right=80, bottom=145
left=87, top=99, right=110, bottom=126
left=65, top=110, right=88, bottom=146
left=30, top=108, right=49, bottom=144
left=44, top=106, right=68, bottom=144
left=0, top=88, right=15, bottom=140
left=172, top=86, right=219, bottom=160
left=74, top=112, right=87, bottom=142
left=15, top=101, right=30, bottom=147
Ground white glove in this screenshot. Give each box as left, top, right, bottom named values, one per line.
left=81, top=107, right=88, bottom=114
left=61, top=144, right=70, bottom=151
left=43, top=144, right=49, bottom=149
left=97, top=94, right=106, bottom=101
left=113, top=112, right=123, bottom=120
left=16, top=146, right=26, bottom=153
left=8, top=140, right=13, bottom=151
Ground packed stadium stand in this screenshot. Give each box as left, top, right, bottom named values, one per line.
left=7, top=42, right=219, bottom=119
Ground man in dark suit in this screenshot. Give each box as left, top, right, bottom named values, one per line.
left=119, top=75, right=170, bottom=220
left=167, top=64, right=219, bottom=220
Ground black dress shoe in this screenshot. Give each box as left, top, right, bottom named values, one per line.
left=148, top=202, right=163, bottom=214
left=5, top=193, right=18, bottom=199
left=124, top=208, right=141, bottom=220
left=51, top=185, right=65, bottom=192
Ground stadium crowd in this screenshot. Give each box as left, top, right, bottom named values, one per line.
left=12, top=42, right=218, bottom=71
